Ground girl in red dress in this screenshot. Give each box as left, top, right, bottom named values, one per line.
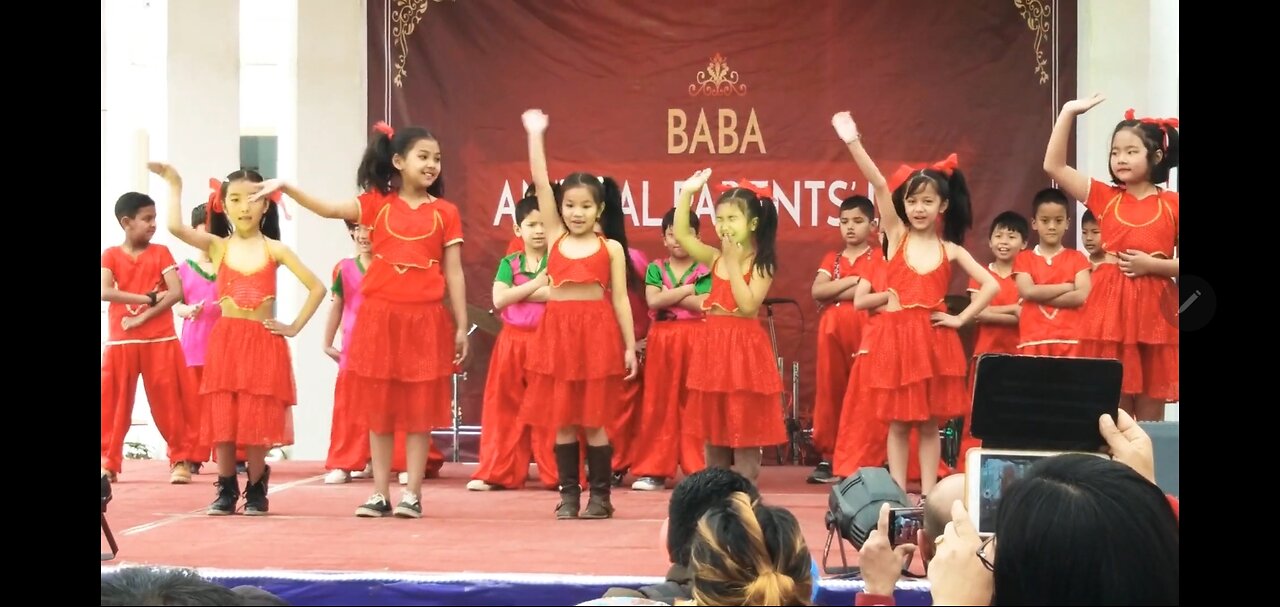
left=829, top=111, right=1000, bottom=497
left=1044, top=95, right=1179, bottom=421
left=150, top=163, right=326, bottom=516
left=253, top=122, right=469, bottom=518
left=520, top=109, right=640, bottom=520
left=672, top=168, right=787, bottom=485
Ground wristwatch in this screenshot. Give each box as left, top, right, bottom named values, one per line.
left=147, top=291, right=159, bottom=307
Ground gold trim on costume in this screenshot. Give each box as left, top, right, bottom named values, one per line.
left=1014, top=0, right=1052, bottom=85
left=392, top=0, right=454, bottom=88
left=104, top=336, right=179, bottom=346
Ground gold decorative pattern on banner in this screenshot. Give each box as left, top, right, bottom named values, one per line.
left=393, top=0, right=454, bottom=88
left=1014, top=0, right=1051, bottom=85
left=688, top=53, right=748, bottom=97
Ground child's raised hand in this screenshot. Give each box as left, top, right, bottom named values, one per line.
left=146, top=162, right=182, bottom=185
left=831, top=111, right=860, bottom=143
left=522, top=109, right=549, bottom=134
left=1063, top=93, right=1106, bottom=115
left=680, top=168, right=712, bottom=197
left=246, top=179, right=285, bottom=204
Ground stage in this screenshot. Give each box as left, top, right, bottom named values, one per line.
left=101, top=461, right=932, bottom=606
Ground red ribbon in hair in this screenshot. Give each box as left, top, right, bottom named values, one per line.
left=206, top=178, right=225, bottom=222
left=887, top=153, right=961, bottom=192
left=712, top=178, right=771, bottom=199
left=1124, top=109, right=1178, bottom=151
left=373, top=121, right=395, bottom=138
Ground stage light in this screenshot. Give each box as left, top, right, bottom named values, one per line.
left=820, top=467, right=910, bottom=575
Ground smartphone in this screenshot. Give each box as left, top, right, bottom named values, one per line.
left=887, top=507, right=924, bottom=547
left=964, top=448, right=1109, bottom=536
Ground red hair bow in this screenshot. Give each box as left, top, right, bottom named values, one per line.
left=1124, top=109, right=1178, bottom=151
left=887, top=153, right=961, bottom=192
left=712, top=178, right=771, bottom=199
left=373, top=121, right=395, bottom=138
left=1124, top=109, right=1179, bottom=130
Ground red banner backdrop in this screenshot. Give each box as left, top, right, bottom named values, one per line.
left=367, top=0, right=1076, bottom=442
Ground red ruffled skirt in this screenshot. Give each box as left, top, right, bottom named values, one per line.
left=1077, top=264, right=1178, bottom=400
left=200, top=317, right=295, bottom=447
left=685, top=315, right=787, bottom=448
left=857, top=308, right=967, bottom=423
left=520, top=299, right=625, bottom=430
left=345, top=298, right=456, bottom=434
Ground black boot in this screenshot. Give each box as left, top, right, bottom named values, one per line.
left=582, top=444, right=615, bottom=519
left=208, top=476, right=239, bottom=516
left=554, top=442, right=581, bottom=520
left=243, top=465, right=271, bottom=516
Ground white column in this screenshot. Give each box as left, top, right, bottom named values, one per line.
left=161, top=0, right=241, bottom=263
left=279, top=0, right=369, bottom=460
left=1076, top=0, right=1179, bottom=420
left=1148, top=0, right=1178, bottom=191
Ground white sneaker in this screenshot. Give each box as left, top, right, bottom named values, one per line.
left=466, top=479, right=496, bottom=491
left=398, top=472, right=409, bottom=485
left=631, top=477, right=665, bottom=491
left=324, top=469, right=351, bottom=484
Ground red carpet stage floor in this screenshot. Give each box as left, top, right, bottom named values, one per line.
left=101, top=461, right=931, bottom=606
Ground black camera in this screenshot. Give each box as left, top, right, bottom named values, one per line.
left=102, top=472, right=112, bottom=513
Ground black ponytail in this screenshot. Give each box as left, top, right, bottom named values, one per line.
left=599, top=176, right=643, bottom=292
left=356, top=131, right=397, bottom=194
left=891, top=168, right=973, bottom=246
left=356, top=125, right=445, bottom=196
left=753, top=195, right=779, bottom=278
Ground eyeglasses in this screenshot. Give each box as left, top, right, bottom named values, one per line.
left=976, top=535, right=996, bottom=572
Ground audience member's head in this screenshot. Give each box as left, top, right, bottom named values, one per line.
left=919, top=473, right=966, bottom=568
left=991, top=454, right=1179, bottom=605
left=689, top=492, right=813, bottom=606
left=231, top=586, right=290, bottom=606
left=101, top=567, right=243, bottom=606
left=667, top=468, right=759, bottom=568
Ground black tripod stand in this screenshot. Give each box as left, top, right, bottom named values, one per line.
left=762, top=298, right=810, bottom=465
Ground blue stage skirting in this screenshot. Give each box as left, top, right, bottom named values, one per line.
left=102, top=567, right=934, bottom=606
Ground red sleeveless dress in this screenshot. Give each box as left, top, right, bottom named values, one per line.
left=856, top=234, right=968, bottom=423
left=1078, top=179, right=1178, bottom=401
left=519, top=235, right=626, bottom=429
left=200, top=254, right=296, bottom=447
left=684, top=260, right=788, bottom=448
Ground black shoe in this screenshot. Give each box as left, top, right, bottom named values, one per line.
left=356, top=493, right=392, bottom=518
left=393, top=493, right=423, bottom=519
left=611, top=469, right=628, bottom=487
left=554, top=443, right=581, bottom=520
left=582, top=444, right=615, bottom=520
left=208, top=476, right=240, bottom=516
left=188, top=462, right=203, bottom=475
left=243, top=466, right=271, bottom=516
left=807, top=461, right=836, bottom=484
left=236, top=461, right=248, bottom=475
